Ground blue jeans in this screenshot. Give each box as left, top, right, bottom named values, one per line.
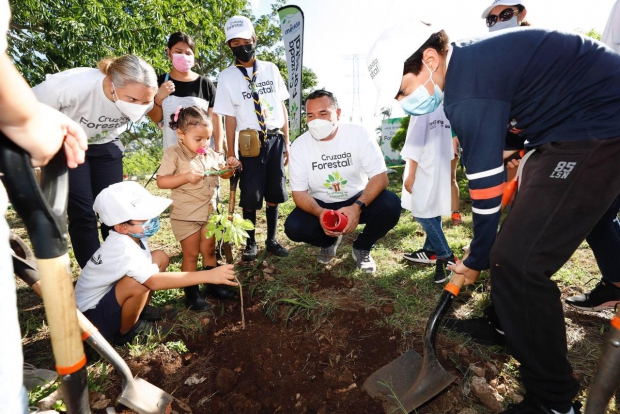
left=414, top=216, right=452, bottom=259
left=284, top=190, right=401, bottom=250
left=586, top=194, right=620, bottom=283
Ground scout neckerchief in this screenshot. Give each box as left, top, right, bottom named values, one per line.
left=235, top=59, right=266, bottom=139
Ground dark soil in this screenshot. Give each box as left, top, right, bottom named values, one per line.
left=85, top=271, right=508, bottom=414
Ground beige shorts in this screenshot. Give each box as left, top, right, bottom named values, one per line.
left=170, top=219, right=207, bottom=242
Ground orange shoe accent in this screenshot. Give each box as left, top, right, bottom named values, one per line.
left=451, top=212, right=462, bottom=225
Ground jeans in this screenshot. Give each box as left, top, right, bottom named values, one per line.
left=0, top=187, right=28, bottom=414
left=491, top=138, right=620, bottom=412
left=68, top=141, right=123, bottom=268
left=284, top=190, right=401, bottom=250
left=586, top=194, right=620, bottom=283
left=415, top=216, right=452, bottom=259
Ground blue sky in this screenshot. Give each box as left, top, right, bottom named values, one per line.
left=252, top=0, right=617, bottom=131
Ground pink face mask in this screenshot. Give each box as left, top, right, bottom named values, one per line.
left=171, top=53, right=194, bottom=73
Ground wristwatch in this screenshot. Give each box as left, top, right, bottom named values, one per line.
left=354, top=200, right=366, bottom=211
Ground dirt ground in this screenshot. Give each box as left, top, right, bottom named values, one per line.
left=76, top=270, right=511, bottom=414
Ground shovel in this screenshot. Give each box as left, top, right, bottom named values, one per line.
left=584, top=309, right=620, bottom=414
left=364, top=273, right=465, bottom=412
left=0, top=134, right=89, bottom=413
left=223, top=168, right=241, bottom=264
left=10, top=232, right=178, bottom=414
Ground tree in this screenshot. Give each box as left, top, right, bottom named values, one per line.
left=8, top=0, right=249, bottom=85
left=390, top=116, right=410, bottom=152
left=580, top=28, right=602, bottom=41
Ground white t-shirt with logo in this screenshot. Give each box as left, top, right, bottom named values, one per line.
left=32, top=68, right=131, bottom=145
left=213, top=60, right=289, bottom=131
left=74, top=231, right=158, bottom=312
left=289, top=123, right=387, bottom=203
left=400, top=104, right=454, bottom=218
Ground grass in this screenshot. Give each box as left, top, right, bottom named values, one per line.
left=10, top=164, right=619, bottom=412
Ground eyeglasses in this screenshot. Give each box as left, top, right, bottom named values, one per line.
left=486, top=8, right=520, bottom=28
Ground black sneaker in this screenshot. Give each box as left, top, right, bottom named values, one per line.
left=565, top=280, right=620, bottom=311
left=500, top=393, right=582, bottom=414
left=483, top=304, right=505, bottom=335
left=404, top=248, right=437, bottom=264
left=434, top=255, right=456, bottom=283
left=443, top=317, right=506, bottom=347
left=266, top=240, right=289, bottom=257
left=113, top=319, right=154, bottom=346
left=242, top=242, right=258, bottom=261
left=139, top=305, right=179, bottom=322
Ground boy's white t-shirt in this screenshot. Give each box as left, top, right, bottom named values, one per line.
left=401, top=104, right=454, bottom=218
left=213, top=60, right=289, bottom=131
left=74, top=231, right=159, bottom=312
left=32, top=68, right=132, bottom=145
left=289, top=123, right=387, bottom=203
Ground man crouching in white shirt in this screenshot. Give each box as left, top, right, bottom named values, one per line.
left=74, top=182, right=237, bottom=346
left=284, top=90, right=401, bottom=273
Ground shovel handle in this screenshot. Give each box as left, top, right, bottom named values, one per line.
left=444, top=273, right=465, bottom=297
left=585, top=313, right=620, bottom=414
left=0, top=134, right=89, bottom=413
left=228, top=169, right=240, bottom=219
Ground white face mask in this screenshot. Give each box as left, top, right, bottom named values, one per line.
left=308, top=119, right=336, bottom=141
left=111, top=83, right=152, bottom=122
left=489, top=16, right=518, bottom=32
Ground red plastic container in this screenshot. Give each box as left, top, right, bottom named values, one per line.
left=322, top=210, right=348, bottom=232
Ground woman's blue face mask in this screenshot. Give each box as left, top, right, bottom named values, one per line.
left=399, top=61, right=444, bottom=116
left=128, top=217, right=161, bottom=238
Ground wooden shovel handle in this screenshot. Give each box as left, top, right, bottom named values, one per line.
left=0, top=135, right=89, bottom=413
left=444, top=273, right=465, bottom=297
left=585, top=310, right=620, bottom=414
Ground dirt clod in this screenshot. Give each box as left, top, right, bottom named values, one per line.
left=470, top=376, right=504, bottom=413
left=215, top=367, right=237, bottom=394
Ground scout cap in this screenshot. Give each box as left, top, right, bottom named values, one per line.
left=225, top=16, right=254, bottom=43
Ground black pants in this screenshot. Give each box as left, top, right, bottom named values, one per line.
left=284, top=190, right=401, bottom=250
left=68, top=141, right=123, bottom=268
left=238, top=134, right=288, bottom=210
left=586, top=194, right=620, bottom=283
left=490, top=137, right=620, bottom=411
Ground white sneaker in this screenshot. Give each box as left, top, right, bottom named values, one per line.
left=352, top=248, right=376, bottom=273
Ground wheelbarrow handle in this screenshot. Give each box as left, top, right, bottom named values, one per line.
left=0, top=133, right=90, bottom=414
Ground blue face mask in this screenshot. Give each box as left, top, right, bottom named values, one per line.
left=399, top=61, right=444, bottom=116
left=128, top=217, right=161, bottom=238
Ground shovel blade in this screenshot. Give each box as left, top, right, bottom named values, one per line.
left=118, top=377, right=174, bottom=414
left=363, top=349, right=455, bottom=413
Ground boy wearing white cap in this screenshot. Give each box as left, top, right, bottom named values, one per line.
left=368, top=19, right=620, bottom=414
left=214, top=16, right=290, bottom=261
left=74, top=182, right=237, bottom=345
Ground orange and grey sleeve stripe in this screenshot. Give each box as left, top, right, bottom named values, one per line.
left=469, top=183, right=505, bottom=200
